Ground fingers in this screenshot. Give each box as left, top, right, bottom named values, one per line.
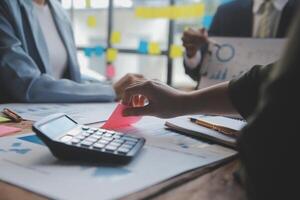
left=130, top=73, right=144, bottom=79
left=182, top=28, right=208, bottom=45
left=123, top=105, right=153, bottom=117
left=132, top=95, right=147, bottom=107
left=132, top=95, right=140, bottom=107
left=122, top=81, right=148, bottom=106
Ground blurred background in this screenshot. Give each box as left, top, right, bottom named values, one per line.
left=60, top=0, right=231, bottom=88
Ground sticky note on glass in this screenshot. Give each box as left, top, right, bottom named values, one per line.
left=138, top=40, right=148, bottom=54
left=102, top=103, right=142, bottom=130
left=111, top=31, right=121, bottom=44
left=135, top=3, right=205, bottom=19
left=87, top=16, right=97, bottom=28
left=106, top=48, right=118, bottom=62
left=170, top=44, right=183, bottom=58
left=0, top=125, right=21, bottom=137
left=203, top=15, right=213, bottom=29
left=84, top=48, right=93, bottom=57
left=148, top=42, right=161, bottom=55
left=94, top=46, right=104, bottom=56
left=106, top=64, right=116, bottom=79
left=86, top=0, right=91, bottom=8
left=0, top=116, right=11, bottom=123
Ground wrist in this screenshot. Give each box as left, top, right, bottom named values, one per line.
left=174, top=91, right=193, bottom=116
left=178, top=91, right=204, bottom=115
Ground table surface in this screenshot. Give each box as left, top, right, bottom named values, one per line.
left=0, top=121, right=246, bottom=200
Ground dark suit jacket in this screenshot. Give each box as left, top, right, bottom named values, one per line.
left=184, top=0, right=299, bottom=82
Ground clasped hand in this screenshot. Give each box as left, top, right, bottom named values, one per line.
left=122, top=80, right=187, bottom=118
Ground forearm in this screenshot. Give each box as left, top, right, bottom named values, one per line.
left=178, top=81, right=239, bottom=116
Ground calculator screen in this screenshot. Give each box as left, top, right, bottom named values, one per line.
left=39, top=115, right=77, bottom=138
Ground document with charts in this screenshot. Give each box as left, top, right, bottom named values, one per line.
left=199, top=37, right=286, bottom=88
left=0, top=117, right=237, bottom=200
left=0, top=103, right=117, bottom=124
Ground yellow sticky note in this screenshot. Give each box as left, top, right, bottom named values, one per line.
left=110, top=31, right=121, bottom=44
left=148, top=42, right=161, bottom=55
left=0, top=116, right=11, bottom=123
left=106, top=48, right=118, bottom=62
left=135, top=3, right=205, bottom=19
left=170, top=44, right=183, bottom=58
left=86, top=0, right=91, bottom=8
left=87, top=16, right=97, bottom=28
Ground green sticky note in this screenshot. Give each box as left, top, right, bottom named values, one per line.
left=0, top=116, right=11, bottom=123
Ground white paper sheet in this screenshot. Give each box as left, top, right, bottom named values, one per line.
left=0, top=117, right=237, bottom=200
left=0, top=103, right=117, bottom=124
left=199, top=37, right=286, bottom=88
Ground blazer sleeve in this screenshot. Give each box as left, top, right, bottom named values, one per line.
left=0, top=3, right=116, bottom=103
left=183, top=6, right=222, bottom=81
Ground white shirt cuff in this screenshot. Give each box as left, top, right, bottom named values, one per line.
left=184, top=51, right=202, bottom=69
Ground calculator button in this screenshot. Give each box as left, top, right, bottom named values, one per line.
left=98, top=140, right=110, bottom=144
left=82, top=132, right=91, bottom=137
left=106, top=130, right=115, bottom=134
left=124, top=141, right=136, bottom=146
left=60, top=135, right=73, bottom=143
left=103, top=133, right=113, bottom=137
left=123, top=136, right=139, bottom=143
left=82, top=126, right=89, bottom=131
left=120, top=144, right=134, bottom=149
left=75, top=135, right=86, bottom=140
left=105, top=145, right=117, bottom=152
left=85, top=137, right=98, bottom=143
left=98, top=129, right=107, bottom=133
left=71, top=138, right=80, bottom=144
left=117, top=148, right=130, bottom=154
left=89, top=135, right=101, bottom=140
left=93, top=143, right=105, bottom=149
left=80, top=141, right=93, bottom=147
left=112, top=135, right=121, bottom=139
left=101, top=137, right=113, bottom=142
left=94, top=132, right=104, bottom=137
left=86, top=130, right=94, bottom=134
left=109, top=142, right=121, bottom=147
left=90, top=128, right=98, bottom=132
left=113, top=139, right=125, bottom=144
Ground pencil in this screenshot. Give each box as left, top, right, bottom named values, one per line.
left=189, top=117, right=239, bottom=138
left=2, top=108, right=23, bottom=123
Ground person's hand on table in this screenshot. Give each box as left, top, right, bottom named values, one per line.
left=122, top=80, right=186, bottom=118
left=182, top=28, right=209, bottom=58
left=113, top=73, right=145, bottom=101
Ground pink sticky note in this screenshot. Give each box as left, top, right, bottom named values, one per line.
left=106, top=64, right=116, bottom=79
left=102, top=103, right=142, bottom=130
left=0, top=125, right=21, bottom=137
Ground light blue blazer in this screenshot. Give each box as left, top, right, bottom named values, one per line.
left=0, top=0, right=116, bottom=103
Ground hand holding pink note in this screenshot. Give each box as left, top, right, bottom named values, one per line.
left=102, top=103, right=142, bottom=130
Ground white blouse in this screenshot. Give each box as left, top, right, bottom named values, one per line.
left=34, top=2, right=68, bottom=79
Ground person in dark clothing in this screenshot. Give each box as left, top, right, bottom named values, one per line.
left=121, top=9, right=300, bottom=199
left=182, top=0, right=298, bottom=86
